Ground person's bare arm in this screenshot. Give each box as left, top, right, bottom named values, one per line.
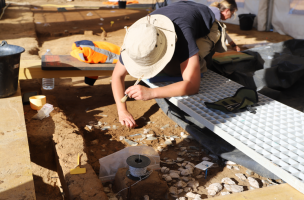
left=126, top=53, right=201, bottom=100
left=111, top=60, right=137, bottom=128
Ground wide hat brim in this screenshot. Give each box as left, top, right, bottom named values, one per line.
left=121, top=14, right=176, bottom=79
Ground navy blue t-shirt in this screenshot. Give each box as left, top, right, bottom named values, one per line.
left=120, top=1, right=215, bottom=69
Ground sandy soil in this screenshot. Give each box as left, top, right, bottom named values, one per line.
left=1, top=1, right=294, bottom=199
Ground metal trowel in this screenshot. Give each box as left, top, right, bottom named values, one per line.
left=70, top=153, right=86, bottom=175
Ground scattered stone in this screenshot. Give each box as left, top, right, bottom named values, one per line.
left=181, top=169, right=191, bottom=176
left=102, top=126, right=111, bottom=130
left=176, top=163, right=182, bottom=167
left=181, top=176, right=190, bottom=182
left=187, top=181, right=199, bottom=189
left=169, top=173, right=180, bottom=179
left=161, top=167, right=170, bottom=173
left=177, top=189, right=183, bottom=194
left=206, top=183, right=222, bottom=196
left=221, top=177, right=236, bottom=185
left=196, top=175, right=204, bottom=179
left=246, top=169, right=254, bottom=176
left=169, top=170, right=181, bottom=175
left=93, top=125, right=100, bottom=129
left=143, top=129, right=151, bottom=134
left=176, top=157, right=184, bottom=162
left=186, top=192, right=201, bottom=199
left=248, top=177, right=260, bottom=188
left=143, top=195, right=149, bottom=200
left=227, top=165, right=233, bottom=169
left=221, top=192, right=230, bottom=196
left=184, top=187, right=192, bottom=193
left=224, top=184, right=243, bottom=193
left=165, top=176, right=172, bottom=182
left=176, top=180, right=187, bottom=188
left=86, top=125, right=93, bottom=130
left=146, top=137, right=158, bottom=141
left=250, top=186, right=255, bottom=190
left=202, top=157, right=210, bottom=161
left=234, top=166, right=240, bottom=170
left=130, top=133, right=141, bottom=137
left=124, top=139, right=138, bottom=146
left=235, top=173, right=247, bottom=181
left=160, top=124, right=170, bottom=130
left=169, top=186, right=178, bottom=195
left=112, top=125, right=117, bottom=129
left=146, top=133, right=155, bottom=137
left=165, top=140, right=172, bottom=145
left=177, top=197, right=186, bottom=200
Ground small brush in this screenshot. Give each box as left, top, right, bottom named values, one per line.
left=121, top=75, right=144, bottom=103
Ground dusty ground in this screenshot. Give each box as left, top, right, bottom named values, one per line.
left=1, top=1, right=295, bottom=199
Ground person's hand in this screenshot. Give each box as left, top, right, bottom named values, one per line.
left=118, top=110, right=137, bottom=128
left=233, top=45, right=241, bottom=52
left=125, top=85, right=155, bottom=101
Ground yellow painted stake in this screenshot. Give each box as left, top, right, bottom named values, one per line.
left=111, top=21, right=114, bottom=27
left=70, top=153, right=86, bottom=175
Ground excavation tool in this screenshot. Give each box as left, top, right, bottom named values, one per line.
left=70, top=153, right=86, bottom=174
left=121, top=75, right=144, bottom=103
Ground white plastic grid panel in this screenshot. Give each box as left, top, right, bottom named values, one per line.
left=143, top=70, right=304, bottom=194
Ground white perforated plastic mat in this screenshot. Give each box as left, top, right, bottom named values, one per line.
left=143, top=70, right=304, bottom=194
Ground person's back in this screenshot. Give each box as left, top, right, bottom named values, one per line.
left=152, top=1, right=215, bottom=63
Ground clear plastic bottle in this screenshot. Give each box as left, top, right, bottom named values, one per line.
left=42, top=49, right=55, bottom=90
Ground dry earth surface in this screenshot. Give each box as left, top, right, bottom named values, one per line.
left=1, top=1, right=295, bottom=199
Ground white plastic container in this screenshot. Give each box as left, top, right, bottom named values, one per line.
left=42, top=49, right=55, bottom=90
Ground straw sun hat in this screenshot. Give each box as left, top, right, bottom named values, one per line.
left=121, top=14, right=176, bottom=79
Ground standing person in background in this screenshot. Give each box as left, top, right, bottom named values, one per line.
left=197, top=0, right=240, bottom=73
left=112, top=1, right=239, bottom=128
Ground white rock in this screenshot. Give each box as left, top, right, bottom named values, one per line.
left=196, top=175, right=204, bottom=179
left=146, top=133, right=154, bottom=137
left=181, top=176, right=190, bottom=182
left=177, top=189, right=183, bottom=194
left=176, top=163, right=182, bottom=167
left=206, top=183, right=223, bottom=196
left=187, top=181, right=199, bottom=189
left=119, top=136, right=125, bottom=141
left=170, top=170, right=181, bottom=175
left=143, top=195, right=149, bottom=200
left=170, top=173, right=180, bottom=179
left=235, top=173, right=247, bottom=181
left=165, top=176, right=172, bottom=182
left=234, top=166, right=240, bottom=170
left=221, top=177, right=236, bottom=185
left=221, top=192, right=230, bottom=196
left=161, top=167, right=169, bottom=173
left=248, top=177, right=260, bottom=188
left=177, top=197, right=186, bottom=200
left=169, top=186, right=178, bottom=195
left=224, top=184, right=243, bottom=193
left=227, top=165, right=233, bottom=169
left=225, top=161, right=236, bottom=165
left=188, top=162, right=195, bottom=168
left=186, top=192, right=201, bottom=199
left=181, top=162, right=187, bottom=167
left=202, top=157, right=210, bottom=161
left=176, top=157, right=184, bottom=162
left=250, top=186, right=255, bottom=190
left=143, top=129, right=150, bottom=134
left=181, top=169, right=191, bottom=176
left=184, top=187, right=192, bottom=192
left=176, top=180, right=187, bottom=188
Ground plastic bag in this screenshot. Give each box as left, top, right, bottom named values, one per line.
left=32, top=103, right=54, bottom=120
left=99, top=146, right=160, bottom=182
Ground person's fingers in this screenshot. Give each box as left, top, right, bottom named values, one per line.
left=128, top=89, right=138, bottom=99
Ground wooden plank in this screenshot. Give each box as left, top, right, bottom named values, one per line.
left=41, top=55, right=115, bottom=71
left=0, top=85, right=36, bottom=199
left=209, top=183, right=304, bottom=200
left=19, top=60, right=114, bottom=79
